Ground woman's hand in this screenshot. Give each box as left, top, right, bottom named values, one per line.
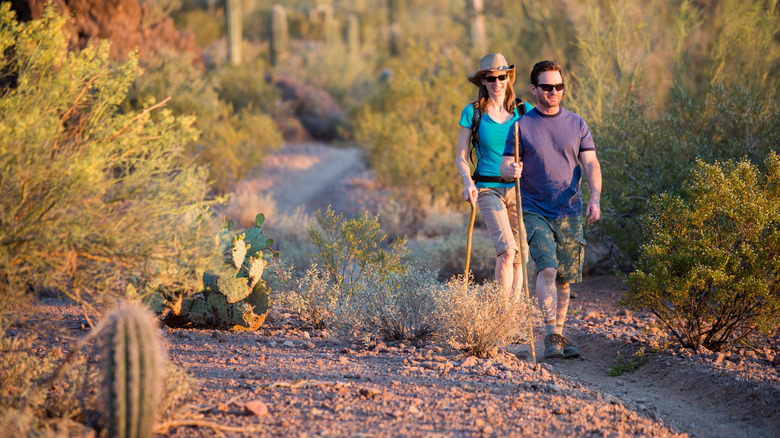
left=462, top=181, right=478, bottom=206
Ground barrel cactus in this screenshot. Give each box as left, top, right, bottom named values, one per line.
left=99, top=303, right=164, bottom=438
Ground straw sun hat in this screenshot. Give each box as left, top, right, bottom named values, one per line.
left=467, top=53, right=516, bottom=86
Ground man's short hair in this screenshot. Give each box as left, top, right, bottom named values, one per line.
left=530, top=61, right=564, bottom=85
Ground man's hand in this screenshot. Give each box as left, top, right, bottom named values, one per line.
left=585, top=198, right=601, bottom=223
left=500, top=161, right=523, bottom=180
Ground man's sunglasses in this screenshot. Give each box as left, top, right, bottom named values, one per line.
left=484, top=74, right=508, bottom=83
left=535, top=83, right=565, bottom=92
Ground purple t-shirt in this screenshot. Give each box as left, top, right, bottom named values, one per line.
left=503, top=107, right=595, bottom=218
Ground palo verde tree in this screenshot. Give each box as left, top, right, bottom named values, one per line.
left=621, top=154, right=780, bottom=352
left=0, top=4, right=211, bottom=325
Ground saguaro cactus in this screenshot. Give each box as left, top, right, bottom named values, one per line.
left=467, top=0, right=487, bottom=56
left=99, top=304, right=164, bottom=438
left=226, top=0, right=242, bottom=66
left=345, top=14, right=360, bottom=57
left=270, top=4, right=288, bottom=66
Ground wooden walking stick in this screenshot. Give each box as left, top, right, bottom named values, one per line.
left=514, top=121, right=537, bottom=364
left=464, top=199, right=477, bottom=287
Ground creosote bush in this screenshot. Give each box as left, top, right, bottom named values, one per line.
left=621, top=154, right=780, bottom=352
left=434, top=278, right=541, bottom=358
left=0, top=5, right=211, bottom=324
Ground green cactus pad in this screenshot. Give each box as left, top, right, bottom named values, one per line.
left=216, top=275, right=252, bottom=303
left=143, top=289, right=165, bottom=313
left=255, top=213, right=265, bottom=227
left=206, top=292, right=231, bottom=323
left=188, top=298, right=209, bottom=325
left=243, top=227, right=267, bottom=258
left=245, top=281, right=270, bottom=318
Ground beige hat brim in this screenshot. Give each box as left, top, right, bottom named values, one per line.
left=468, top=65, right=516, bottom=86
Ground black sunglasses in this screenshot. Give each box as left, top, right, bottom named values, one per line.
left=535, top=83, right=565, bottom=92
left=484, top=74, right=508, bottom=83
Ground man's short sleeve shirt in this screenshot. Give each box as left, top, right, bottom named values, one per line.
left=503, top=107, right=595, bottom=218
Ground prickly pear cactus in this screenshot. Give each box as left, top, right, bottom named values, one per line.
left=146, top=212, right=278, bottom=330
left=99, top=303, right=164, bottom=438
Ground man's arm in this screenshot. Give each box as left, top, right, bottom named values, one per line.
left=580, top=150, right=602, bottom=224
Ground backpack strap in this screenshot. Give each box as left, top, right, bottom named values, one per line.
left=469, top=98, right=528, bottom=184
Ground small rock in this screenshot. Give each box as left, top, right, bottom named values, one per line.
left=283, top=341, right=295, bottom=347
left=302, top=331, right=310, bottom=339
left=485, top=366, right=498, bottom=376
left=244, top=400, right=269, bottom=417
left=266, top=309, right=283, bottom=323
left=714, top=352, right=726, bottom=364
left=541, top=363, right=554, bottom=372
left=338, top=356, right=349, bottom=365
left=482, top=426, right=494, bottom=434
left=302, top=341, right=316, bottom=350
left=487, top=346, right=499, bottom=358
left=359, top=387, right=382, bottom=398
left=460, top=356, right=479, bottom=368
left=341, top=348, right=356, bottom=355
left=585, top=311, right=601, bottom=320
left=408, top=405, right=421, bottom=415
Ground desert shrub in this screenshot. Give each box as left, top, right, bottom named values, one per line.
left=434, top=278, right=541, bottom=357
left=213, top=60, right=282, bottom=113
left=0, top=5, right=210, bottom=323
left=123, top=49, right=283, bottom=194
left=344, top=266, right=441, bottom=342
left=351, top=43, right=471, bottom=207
left=275, top=263, right=342, bottom=330
left=621, top=154, right=780, bottom=352
left=173, top=7, right=223, bottom=47
left=309, top=206, right=409, bottom=289
left=595, top=85, right=780, bottom=263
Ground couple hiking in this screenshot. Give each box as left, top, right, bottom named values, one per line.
left=455, top=54, right=603, bottom=359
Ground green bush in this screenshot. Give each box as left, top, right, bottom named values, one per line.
left=595, top=85, right=780, bottom=263
left=0, top=5, right=210, bottom=323
left=309, top=206, right=409, bottom=289
left=123, top=50, right=283, bottom=194
left=351, top=43, right=471, bottom=207
left=621, top=154, right=780, bottom=351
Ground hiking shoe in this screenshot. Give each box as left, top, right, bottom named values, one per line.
left=569, top=290, right=578, bottom=299
left=544, top=334, right=564, bottom=358
left=561, top=335, right=580, bottom=358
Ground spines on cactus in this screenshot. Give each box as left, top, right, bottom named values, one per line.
left=99, top=303, right=164, bottom=438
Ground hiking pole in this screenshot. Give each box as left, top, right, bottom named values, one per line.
left=514, top=121, right=536, bottom=364
left=464, top=198, right=477, bottom=287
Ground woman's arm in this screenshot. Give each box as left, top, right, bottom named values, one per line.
left=456, top=126, right=477, bottom=205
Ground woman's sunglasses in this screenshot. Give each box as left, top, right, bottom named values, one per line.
left=484, top=74, right=508, bottom=83
left=535, top=83, right=565, bottom=92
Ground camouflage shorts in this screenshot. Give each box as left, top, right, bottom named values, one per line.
left=523, top=211, right=586, bottom=283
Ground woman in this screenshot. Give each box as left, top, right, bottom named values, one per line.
left=455, top=53, right=533, bottom=299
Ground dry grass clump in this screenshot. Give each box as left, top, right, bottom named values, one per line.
left=274, top=264, right=343, bottom=330
left=434, top=278, right=541, bottom=357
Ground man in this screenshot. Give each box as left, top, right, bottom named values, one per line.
left=500, top=60, right=602, bottom=359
